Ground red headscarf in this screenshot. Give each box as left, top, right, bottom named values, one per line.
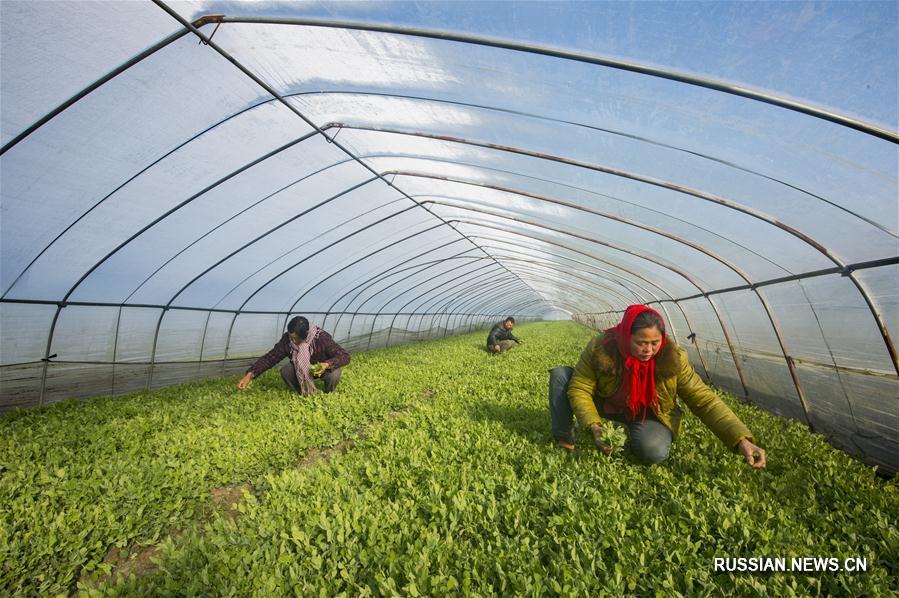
left=604, top=304, right=667, bottom=421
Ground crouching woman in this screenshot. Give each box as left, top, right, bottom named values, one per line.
left=549, top=304, right=766, bottom=468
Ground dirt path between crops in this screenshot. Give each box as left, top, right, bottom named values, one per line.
left=74, top=405, right=416, bottom=595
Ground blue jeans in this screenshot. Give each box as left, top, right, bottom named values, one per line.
left=548, top=366, right=672, bottom=464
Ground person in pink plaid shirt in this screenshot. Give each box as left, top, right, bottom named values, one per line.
left=237, top=316, right=350, bottom=395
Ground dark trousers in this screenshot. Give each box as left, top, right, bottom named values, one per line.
left=281, top=362, right=341, bottom=393
left=548, top=366, right=672, bottom=464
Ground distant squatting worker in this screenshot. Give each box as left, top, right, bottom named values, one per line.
left=237, top=316, right=350, bottom=395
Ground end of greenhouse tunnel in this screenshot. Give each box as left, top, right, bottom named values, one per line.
left=1, top=0, right=897, bottom=477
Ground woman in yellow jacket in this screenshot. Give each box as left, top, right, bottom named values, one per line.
left=549, top=304, right=767, bottom=467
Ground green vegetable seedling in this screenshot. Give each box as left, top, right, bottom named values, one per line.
left=600, top=422, right=627, bottom=454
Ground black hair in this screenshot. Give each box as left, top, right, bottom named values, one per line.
left=504, top=317, right=515, bottom=324
left=631, top=311, right=665, bottom=335
left=287, top=316, right=309, bottom=338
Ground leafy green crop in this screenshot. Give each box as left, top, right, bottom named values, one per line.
left=600, top=421, right=628, bottom=454
left=1, top=322, right=896, bottom=596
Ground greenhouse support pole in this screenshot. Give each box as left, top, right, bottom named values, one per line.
left=472, top=238, right=688, bottom=331
left=37, top=305, right=64, bottom=407
left=427, top=262, right=623, bottom=322
left=443, top=288, right=537, bottom=327
left=384, top=269, right=525, bottom=347
left=146, top=309, right=167, bottom=391
left=197, top=310, right=213, bottom=377
left=410, top=268, right=508, bottom=334
left=277, top=216, right=446, bottom=316
left=201, top=16, right=897, bottom=141
left=222, top=313, right=239, bottom=377
left=110, top=306, right=123, bottom=396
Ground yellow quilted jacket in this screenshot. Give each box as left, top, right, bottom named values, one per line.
left=567, top=334, right=753, bottom=451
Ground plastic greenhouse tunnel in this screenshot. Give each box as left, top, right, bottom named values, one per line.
left=1, top=1, right=897, bottom=595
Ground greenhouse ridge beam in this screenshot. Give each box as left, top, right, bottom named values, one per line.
left=200, top=15, right=897, bottom=142
left=151, top=0, right=544, bottom=316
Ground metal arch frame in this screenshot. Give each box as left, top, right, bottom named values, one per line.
left=374, top=261, right=517, bottom=338
left=362, top=155, right=788, bottom=277
left=417, top=285, right=536, bottom=339
left=278, top=226, right=477, bottom=329
left=456, top=291, right=555, bottom=332
left=332, top=123, right=899, bottom=243
left=325, top=250, right=482, bottom=335
left=336, top=254, right=490, bottom=339
left=439, top=270, right=630, bottom=318
left=470, top=234, right=684, bottom=305
left=148, top=183, right=428, bottom=387
left=351, top=254, right=496, bottom=341
left=386, top=270, right=538, bottom=344
left=448, top=217, right=752, bottom=399
left=379, top=266, right=534, bottom=348
left=7, top=14, right=892, bottom=304
left=461, top=251, right=645, bottom=306
left=12, top=7, right=896, bottom=404
left=422, top=252, right=627, bottom=313
left=219, top=237, right=480, bottom=371
left=9, top=75, right=889, bottom=304
left=473, top=241, right=713, bottom=378
left=415, top=180, right=890, bottom=422
left=170, top=14, right=898, bottom=142
left=421, top=262, right=621, bottom=336
left=227, top=89, right=899, bottom=238
left=478, top=256, right=643, bottom=309
left=472, top=297, right=552, bottom=329
left=133, top=157, right=404, bottom=306
left=341, top=124, right=898, bottom=374
left=469, top=296, right=550, bottom=333
left=452, top=283, right=606, bottom=326
left=330, top=244, right=478, bottom=337
left=151, top=1, right=543, bottom=313
left=388, top=268, right=532, bottom=335
left=138, top=1, right=549, bottom=386
left=477, top=245, right=669, bottom=314
left=449, top=277, right=596, bottom=321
